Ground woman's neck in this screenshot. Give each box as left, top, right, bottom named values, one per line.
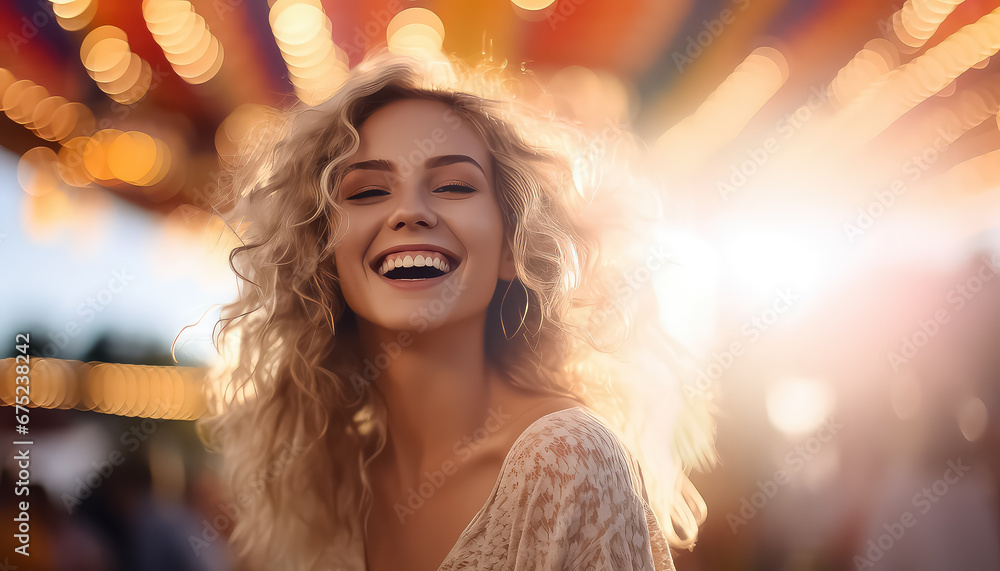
left=357, top=313, right=503, bottom=486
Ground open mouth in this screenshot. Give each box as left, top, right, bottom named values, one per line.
left=373, top=252, right=459, bottom=281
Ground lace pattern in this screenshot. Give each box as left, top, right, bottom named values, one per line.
left=435, top=406, right=676, bottom=570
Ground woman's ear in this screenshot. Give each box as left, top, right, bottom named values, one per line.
left=498, top=238, right=516, bottom=282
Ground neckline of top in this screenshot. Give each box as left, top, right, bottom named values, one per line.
left=436, top=405, right=593, bottom=569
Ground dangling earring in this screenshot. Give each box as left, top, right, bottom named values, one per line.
left=499, top=276, right=529, bottom=341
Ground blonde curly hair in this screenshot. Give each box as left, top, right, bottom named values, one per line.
left=197, top=47, right=715, bottom=570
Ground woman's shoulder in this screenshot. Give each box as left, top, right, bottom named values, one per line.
left=512, top=404, right=613, bottom=446
left=502, top=403, right=639, bottom=487
left=473, top=404, right=676, bottom=570
left=485, top=381, right=616, bottom=465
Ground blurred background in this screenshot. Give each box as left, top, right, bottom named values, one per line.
left=2, top=0, right=1000, bottom=569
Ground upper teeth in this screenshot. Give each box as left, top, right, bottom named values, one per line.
left=378, top=251, right=451, bottom=276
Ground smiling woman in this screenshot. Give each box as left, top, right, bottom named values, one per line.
left=197, top=48, right=714, bottom=571
left=331, top=98, right=512, bottom=335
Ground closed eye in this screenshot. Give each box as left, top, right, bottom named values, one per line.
left=345, top=188, right=389, bottom=200
left=433, top=182, right=477, bottom=194
left=345, top=183, right=476, bottom=201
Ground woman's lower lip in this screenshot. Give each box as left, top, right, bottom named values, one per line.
left=376, top=270, right=455, bottom=289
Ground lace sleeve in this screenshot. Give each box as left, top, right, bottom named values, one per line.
left=502, top=412, right=676, bottom=571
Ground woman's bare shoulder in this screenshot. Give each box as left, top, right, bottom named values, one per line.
left=488, top=394, right=620, bottom=468
left=490, top=391, right=584, bottom=441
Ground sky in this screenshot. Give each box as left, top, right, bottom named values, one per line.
left=0, top=148, right=235, bottom=366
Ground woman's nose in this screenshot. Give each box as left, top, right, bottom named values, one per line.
left=387, top=184, right=437, bottom=230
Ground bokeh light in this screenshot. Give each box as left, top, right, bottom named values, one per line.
left=268, top=0, right=348, bottom=105
left=766, top=378, right=836, bottom=436
left=50, top=0, right=98, bottom=31
left=958, top=397, right=988, bottom=442
left=81, top=26, right=153, bottom=103
left=143, top=0, right=225, bottom=84
left=17, top=146, right=61, bottom=197
left=511, top=0, right=556, bottom=10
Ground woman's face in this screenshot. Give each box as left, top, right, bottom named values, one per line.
left=331, top=98, right=515, bottom=333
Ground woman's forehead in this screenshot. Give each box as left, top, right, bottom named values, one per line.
left=353, top=98, right=492, bottom=174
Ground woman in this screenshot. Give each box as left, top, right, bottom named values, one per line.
left=199, top=48, right=714, bottom=570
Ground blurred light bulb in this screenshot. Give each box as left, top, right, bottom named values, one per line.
left=766, top=377, right=835, bottom=436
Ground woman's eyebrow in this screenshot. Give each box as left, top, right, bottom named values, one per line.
left=342, top=158, right=394, bottom=175
left=424, top=154, right=487, bottom=177
left=341, top=155, right=486, bottom=177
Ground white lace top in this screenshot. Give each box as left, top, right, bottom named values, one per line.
left=433, top=406, right=676, bottom=570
